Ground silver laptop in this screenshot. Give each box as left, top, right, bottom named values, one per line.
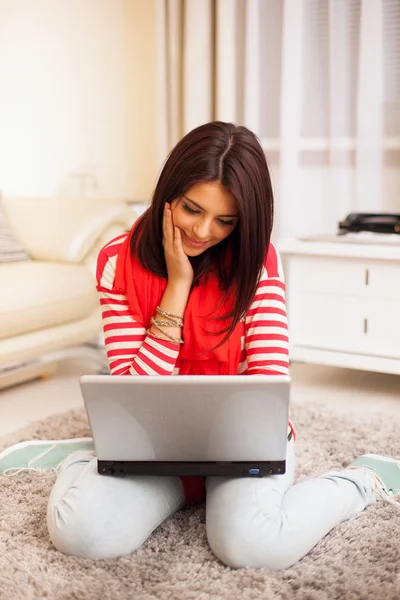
left=80, top=374, right=291, bottom=478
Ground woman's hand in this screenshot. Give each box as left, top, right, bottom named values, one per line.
left=162, top=203, right=194, bottom=286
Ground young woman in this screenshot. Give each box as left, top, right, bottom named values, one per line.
left=3, top=121, right=398, bottom=569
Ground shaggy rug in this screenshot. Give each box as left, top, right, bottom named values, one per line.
left=0, top=402, right=399, bottom=600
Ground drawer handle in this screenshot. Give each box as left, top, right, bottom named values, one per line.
left=365, top=269, right=369, bottom=285
left=364, top=318, right=368, bottom=334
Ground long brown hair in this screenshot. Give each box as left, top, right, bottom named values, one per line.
left=131, top=121, right=274, bottom=345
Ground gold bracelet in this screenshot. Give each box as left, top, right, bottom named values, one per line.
left=156, top=306, right=184, bottom=321
left=152, top=321, right=183, bottom=343
left=151, top=317, right=183, bottom=328
left=147, top=329, right=182, bottom=344
left=147, top=324, right=183, bottom=344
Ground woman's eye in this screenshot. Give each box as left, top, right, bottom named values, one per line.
left=182, top=202, right=235, bottom=226
left=182, top=204, right=198, bottom=214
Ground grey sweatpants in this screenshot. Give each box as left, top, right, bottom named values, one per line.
left=47, top=438, right=376, bottom=570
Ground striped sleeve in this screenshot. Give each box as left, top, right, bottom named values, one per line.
left=96, top=236, right=181, bottom=376
left=244, top=243, right=289, bottom=376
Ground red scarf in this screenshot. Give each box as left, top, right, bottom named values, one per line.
left=113, top=226, right=244, bottom=375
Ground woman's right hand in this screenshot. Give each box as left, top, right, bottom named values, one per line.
left=162, top=203, right=194, bottom=287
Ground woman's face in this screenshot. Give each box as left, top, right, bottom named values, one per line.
left=170, top=181, right=239, bottom=257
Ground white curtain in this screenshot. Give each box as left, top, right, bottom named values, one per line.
left=156, top=0, right=400, bottom=241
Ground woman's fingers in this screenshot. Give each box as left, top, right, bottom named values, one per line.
left=162, top=203, right=194, bottom=285
left=174, top=225, right=184, bottom=254
left=162, top=203, right=174, bottom=248
left=162, top=203, right=167, bottom=245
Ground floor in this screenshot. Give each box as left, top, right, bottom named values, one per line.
left=0, top=360, right=398, bottom=438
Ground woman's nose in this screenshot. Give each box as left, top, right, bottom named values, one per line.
left=193, top=219, right=212, bottom=239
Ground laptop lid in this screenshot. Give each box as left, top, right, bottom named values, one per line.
left=80, top=374, right=291, bottom=477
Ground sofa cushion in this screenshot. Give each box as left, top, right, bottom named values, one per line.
left=1, top=197, right=134, bottom=263
left=0, top=200, right=30, bottom=263
left=0, top=310, right=102, bottom=367
left=0, top=261, right=99, bottom=339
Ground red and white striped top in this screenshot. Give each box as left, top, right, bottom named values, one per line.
left=96, top=234, right=290, bottom=378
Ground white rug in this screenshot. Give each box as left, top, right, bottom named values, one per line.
left=0, top=401, right=399, bottom=600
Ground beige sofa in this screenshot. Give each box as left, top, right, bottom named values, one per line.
left=0, top=196, right=136, bottom=389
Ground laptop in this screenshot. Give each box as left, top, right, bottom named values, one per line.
left=80, top=374, right=291, bottom=478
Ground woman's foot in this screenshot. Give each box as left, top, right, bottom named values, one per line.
left=347, top=454, right=400, bottom=506
left=0, top=438, right=94, bottom=476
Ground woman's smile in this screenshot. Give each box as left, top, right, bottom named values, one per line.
left=181, top=232, right=209, bottom=249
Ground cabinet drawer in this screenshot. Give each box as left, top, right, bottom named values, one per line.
left=362, top=299, right=400, bottom=358
left=365, top=264, right=400, bottom=299
left=288, top=257, right=400, bottom=300
left=289, top=292, right=365, bottom=353
left=289, top=292, right=400, bottom=359
left=288, top=257, right=366, bottom=295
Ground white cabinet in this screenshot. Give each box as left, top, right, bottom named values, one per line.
left=278, top=238, right=400, bottom=375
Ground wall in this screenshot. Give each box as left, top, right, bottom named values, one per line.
left=124, top=0, right=158, bottom=202
left=0, top=0, right=158, bottom=201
